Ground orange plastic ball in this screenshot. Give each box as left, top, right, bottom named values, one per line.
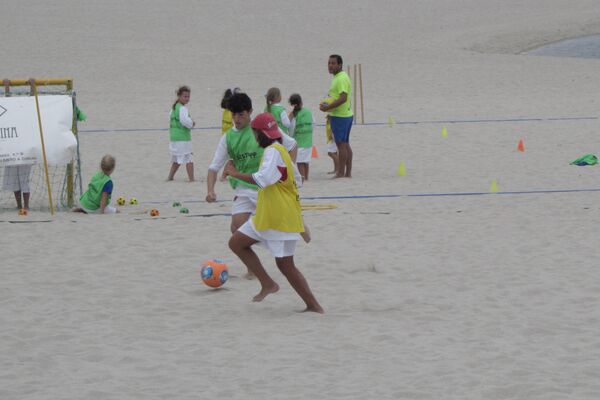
left=201, top=259, right=229, bottom=288
left=150, top=209, right=159, bottom=217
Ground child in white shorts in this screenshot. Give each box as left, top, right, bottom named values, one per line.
left=225, top=112, right=323, bottom=313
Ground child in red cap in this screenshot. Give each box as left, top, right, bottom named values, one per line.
left=224, top=113, right=323, bottom=313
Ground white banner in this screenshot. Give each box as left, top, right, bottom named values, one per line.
left=0, top=95, right=77, bottom=166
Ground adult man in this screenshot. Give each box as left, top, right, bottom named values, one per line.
left=319, top=54, right=353, bottom=178
left=206, top=93, right=298, bottom=267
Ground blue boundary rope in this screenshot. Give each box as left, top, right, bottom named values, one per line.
left=141, top=187, right=600, bottom=205
left=79, top=116, right=598, bottom=134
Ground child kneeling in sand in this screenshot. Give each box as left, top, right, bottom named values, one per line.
left=224, top=113, right=323, bottom=313
left=73, top=155, right=118, bottom=214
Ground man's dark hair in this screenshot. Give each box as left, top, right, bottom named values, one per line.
left=228, top=92, right=252, bottom=113
left=329, top=54, right=343, bottom=65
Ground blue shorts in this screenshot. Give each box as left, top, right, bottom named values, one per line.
left=329, top=116, right=353, bottom=143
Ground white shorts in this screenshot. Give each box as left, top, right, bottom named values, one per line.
left=82, top=205, right=117, bottom=214
left=232, top=195, right=257, bottom=215
left=326, top=141, right=338, bottom=153
left=296, top=147, right=312, bottom=164
left=238, top=219, right=299, bottom=258
left=2, top=165, right=32, bottom=192
left=169, top=141, right=193, bottom=164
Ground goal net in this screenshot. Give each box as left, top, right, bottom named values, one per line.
left=0, top=79, right=82, bottom=212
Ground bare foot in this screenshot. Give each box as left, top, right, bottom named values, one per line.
left=243, top=271, right=255, bottom=280
left=302, top=305, right=324, bottom=314
left=332, top=174, right=344, bottom=179
left=327, top=170, right=337, bottom=175
left=252, top=283, right=279, bottom=302
left=344, top=174, right=352, bottom=178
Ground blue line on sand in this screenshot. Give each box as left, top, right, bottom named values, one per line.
left=142, top=187, right=600, bottom=205
left=79, top=116, right=598, bottom=134
left=301, top=188, right=600, bottom=200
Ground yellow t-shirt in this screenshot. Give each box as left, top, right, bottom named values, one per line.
left=328, top=71, right=353, bottom=118
left=221, top=109, right=233, bottom=135
left=253, top=143, right=304, bottom=233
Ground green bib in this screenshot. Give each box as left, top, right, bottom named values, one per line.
left=293, top=108, right=313, bottom=148
left=169, top=103, right=191, bottom=141
left=225, top=125, right=263, bottom=190
left=267, top=104, right=288, bottom=134
left=80, top=171, right=112, bottom=210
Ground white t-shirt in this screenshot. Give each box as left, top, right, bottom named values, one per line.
left=252, top=146, right=303, bottom=189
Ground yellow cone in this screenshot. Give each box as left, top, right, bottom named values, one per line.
left=397, top=162, right=405, bottom=176
left=489, top=179, right=498, bottom=193
left=388, top=116, right=395, bottom=127
left=441, top=127, right=448, bottom=137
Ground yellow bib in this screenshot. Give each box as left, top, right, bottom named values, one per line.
left=325, top=118, right=333, bottom=143
left=253, top=143, right=304, bottom=233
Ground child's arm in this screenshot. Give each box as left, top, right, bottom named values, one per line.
left=223, top=161, right=256, bottom=185
left=225, top=149, right=283, bottom=188
left=280, top=110, right=291, bottom=128
left=99, top=192, right=109, bottom=214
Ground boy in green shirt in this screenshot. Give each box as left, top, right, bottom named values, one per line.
left=73, top=155, right=118, bottom=214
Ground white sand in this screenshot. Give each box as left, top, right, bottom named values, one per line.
left=2, top=1, right=600, bottom=399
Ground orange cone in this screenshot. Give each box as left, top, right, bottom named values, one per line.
left=311, top=146, right=319, bottom=158
left=517, top=139, right=525, bottom=152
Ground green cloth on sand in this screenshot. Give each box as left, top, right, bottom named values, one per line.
left=570, top=154, right=598, bottom=166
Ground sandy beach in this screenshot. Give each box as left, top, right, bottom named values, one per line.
left=2, top=1, right=600, bottom=399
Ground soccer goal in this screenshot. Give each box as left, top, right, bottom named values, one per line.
left=0, top=78, right=83, bottom=213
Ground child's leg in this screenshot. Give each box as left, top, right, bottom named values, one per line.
left=167, top=163, right=180, bottom=180
left=298, top=163, right=308, bottom=181
left=185, top=162, right=195, bottom=182
left=275, top=256, right=323, bottom=313
left=13, top=191, right=22, bottom=209
left=23, top=192, right=30, bottom=210
left=229, top=231, right=279, bottom=301
left=327, top=152, right=339, bottom=175
left=335, top=142, right=348, bottom=178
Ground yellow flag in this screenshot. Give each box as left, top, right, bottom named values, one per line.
left=442, top=127, right=448, bottom=137
left=489, top=179, right=498, bottom=193
left=397, top=162, right=405, bottom=176
left=388, top=116, right=395, bottom=127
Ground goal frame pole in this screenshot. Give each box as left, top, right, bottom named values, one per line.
left=29, top=79, right=55, bottom=215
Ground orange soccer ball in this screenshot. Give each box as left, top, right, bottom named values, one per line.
left=201, top=259, right=229, bottom=288
left=149, top=209, right=159, bottom=217
left=18, top=208, right=28, bottom=216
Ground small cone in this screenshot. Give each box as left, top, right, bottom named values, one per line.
left=441, top=127, right=448, bottom=137
left=517, top=139, right=525, bottom=152
left=489, top=179, right=498, bottom=194
left=311, top=146, right=318, bottom=158
left=388, top=116, right=395, bottom=127
left=396, top=162, right=406, bottom=176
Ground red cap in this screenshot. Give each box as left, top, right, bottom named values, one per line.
left=251, top=113, right=282, bottom=139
